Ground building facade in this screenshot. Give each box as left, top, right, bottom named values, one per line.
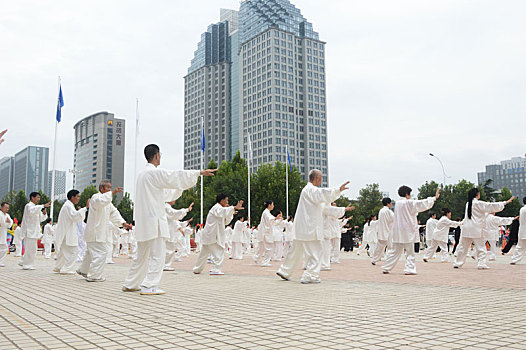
left=12, top=146, right=49, bottom=196
left=184, top=0, right=329, bottom=185
left=478, top=156, right=526, bottom=200
left=0, top=157, right=14, bottom=200
left=48, top=170, right=67, bottom=201
left=73, top=112, right=125, bottom=198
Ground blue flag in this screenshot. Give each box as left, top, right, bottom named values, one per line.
left=287, top=148, right=292, bottom=171
left=56, top=85, right=64, bottom=122
left=201, top=124, right=205, bottom=152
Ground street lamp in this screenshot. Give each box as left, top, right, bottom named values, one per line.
left=429, top=153, right=451, bottom=187
left=69, top=168, right=83, bottom=189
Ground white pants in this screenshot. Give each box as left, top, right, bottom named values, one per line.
left=106, top=242, right=113, bottom=263
left=78, top=238, right=86, bottom=261
left=330, top=237, right=341, bottom=263
left=277, top=240, right=322, bottom=283
left=320, top=238, right=331, bottom=270
left=123, top=237, right=166, bottom=289
left=0, top=244, right=7, bottom=264
left=21, top=238, right=37, bottom=269
left=273, top=240, right=283, bottom=261
left=43, top=243, right=52, bottom=258
left=164, top=241, right=177, bottom=269
left=55, top=244, right=78, bottom=274
left=424, top=240, right=449, bottom=262
left=120, top=240, right=129, bottom=255
left=129, top=241, right=138, bottom=259
left=358, top=240, right=376, bottom=255
left=382, top=243, right=416, bottom=274
left=255, top=240, right=274, bottom=266
left=454, top=237, right=488, bottom=268
left=14, top=236, right=23, bottom=257
left=194, top=243, right=225, bottom=273
left=231, top=242, right=244, bottom=260
left=488, top=240, right=497, bottom=260
left=112, top=242, right=119, bottom=258
left=371, top=239, right=389, bottom=264
left=174, top=239, right=185, bottom=259
left=195, top=241, right=202, bottom=253
left=79, top=242, right=108, bottom=280
left=511, top=239, right=526, bottom=264
left=283, top=240, right=293, bottom=259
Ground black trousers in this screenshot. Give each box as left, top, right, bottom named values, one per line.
left=502, top=239, right=518, bottom=254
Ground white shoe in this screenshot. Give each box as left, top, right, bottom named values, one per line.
left=404, top=272, right=417, bottom=275
left=17, top=261, right=23, bottom=266
left=86, top=277, right=106, bottom=282
left=22, top=266, right=36, bottom=270
left=0, top=263, right=5, bottom=267
left=140, top=287, right=166, bottom=295
left=106, top=261, right=115, bottom=264
left=174, top=258, right=183, bottom=262
left=163, top=267, right=175, bottom=271
left=300, top=279, right=321, bottom=284
left=261, top=263, right=271, bottom=267
left=478, top=265, right=490, bottom=270
left=209, top=271, right=224, bottom=275
left=321, top=268, right=332, bottom=271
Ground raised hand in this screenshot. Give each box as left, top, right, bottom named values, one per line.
left=234, top=200, right=244, bottom=210
left=112, top=187, right=124, bottom=195
left=188, top=202, right=194, bottom=212
left=44, top=201, right=52, bottom=208
left=339, top=181, right=350, bottom=192
left=200, top=169, right=218, bottom=176
left=505, top=196, right=515, bottom=205
left=0, top=129, right=7, bottom=145
left=122, top=223, right=132, bottom=230
left=345, top=205, right=355, bottom=212
left=435, top=188, right=440, bottom=199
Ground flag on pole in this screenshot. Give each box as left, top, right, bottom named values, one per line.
left=287, top=148, right=292, bottom=171
left=56, top=85, right=64, bottom=122
left=201, top=123, right=206, bottom=152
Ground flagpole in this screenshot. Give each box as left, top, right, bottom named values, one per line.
left=50, top=76, right=61, bottom=221
left=247, top=132, right=251, bottom=228
left=133, top=98, right=139, bottom=201
left=200, top=116, right=204, bottom=226
left=286, top=145, right=289, bottom=219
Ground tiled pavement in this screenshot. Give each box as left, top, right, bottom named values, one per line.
left=1, top=250, right=525, bottom=349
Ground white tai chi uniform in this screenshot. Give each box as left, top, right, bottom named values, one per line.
left=358, top=221, right=378, bottom=256
left=454, top=199, right=507, bottom=269
left=128, top=227, right=138, bottom=259
left=423, top=216, right=461, bottom=262
left=54, top=200, right=87, bottom=274
left=486, top=214, right=513, bottom=261
left=13, top=226, right=24, bottom=257
left=164, top=205, right=189, bottom=269
left=123, top=165, right=200, bottom=292
left=119, top=228, right=129, bottom=256
left=330, top=218, right=347, bottom=264
left=41, top=223, right=54, bottom=259
left=283, top=221, right=295, bottom=259
left=277, top=182, right=341, bottom=283
left=511, top=206, right=526, bottom=264
left=382, top=197, right=436, bottom=274
left=371, top=206, right=394, bottom=264
left=106, top=223, right=120, bottom=264
left=194, top=228, right=202, bottom=253
left=321, top=204, right=346, bottom=270
left=242, top=224, right=251, bottom=253
left=251, top=228, right=259, bottom=255
left=20, top=202, right=46, bottom=270
left=0, top=212, right=12, bottom=265
left=193, top=203, right=235, bottom=274
left=77, top=221, right=87, bottom=262
left=231, top=220, right=247, bottom=260
left=272, top=221, right=285, bottom=261
left=254, top=209, right=280, bottom=266
left=425, top=217, right=438, bottom=249
left=224, top=226, right=233, bottom=255
left=79, top=191, right=125, bottom=281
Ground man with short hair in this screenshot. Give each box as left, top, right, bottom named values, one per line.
left=277, top=169, right=350, bottom=284
left=54, top=190, right=88, bottom=274
left=193, top=193, right=244, bottom=275
left=122, top=144, right=216, bottom=295
left=510, top=197, right=526, bottom=265
left=19, top=192, right=50, bottom=270
left=0, top=202, right=12, bottom=266
left=41, top=218, right=54, bottom=259
left=78, top=180, right=128, bottom=282
left=371, top=198, right=395, bottom=265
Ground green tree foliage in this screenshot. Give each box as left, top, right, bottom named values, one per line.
left=418, top=179, right=477, bottom=222
left=496, top=187, right=521, bottom=217
left=116, top=192, right=134, bottom=223
left=79, top=185, right=98, bottom=208
left=351, top=184, right=383, bottom=233
left=52, top=200, right=64, bottom=222
left=1, top=190, right=27, bottom=223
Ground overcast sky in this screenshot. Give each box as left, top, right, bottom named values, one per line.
left=1, top=0, right=525, bottom=200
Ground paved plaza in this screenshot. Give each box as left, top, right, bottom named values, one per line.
left=1, top=250, right=525, bottom=349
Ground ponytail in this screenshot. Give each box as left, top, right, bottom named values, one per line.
left=467, top=188, right=479, bottom=219
left=264, top=200, right=273, bottom=209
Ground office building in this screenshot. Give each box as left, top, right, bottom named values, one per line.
left=0, top=157, right=14, bottom=200
left=12, top=146, right=49, bottom=196
left=184, top=0, right=329, bottom=185
left=478, top=156, right=526, bottom=200
left=48, top=170, right=67, bottom=201
left=73, top=112, right=125, bottom=199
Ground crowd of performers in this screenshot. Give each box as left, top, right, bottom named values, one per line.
left=0, top=143, right=525, bottom=294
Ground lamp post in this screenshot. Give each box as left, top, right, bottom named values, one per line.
left=69, top=168, right=83, bottom=189
left=429, top=153, right=450, bottom=187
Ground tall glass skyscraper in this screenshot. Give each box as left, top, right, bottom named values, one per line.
left=184, top=0, right=328, bottom=185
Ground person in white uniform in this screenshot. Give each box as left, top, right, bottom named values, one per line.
left=254, top=201, right=283, bottom=266
left=371, top=198, right=394, bottom=265
left=127, top=221, right=137, bottom=259
left=54, top=190, right=88, bottom=274
left=231, top=217, right=247, bottom=260
left=382, top=186, right=439, bottom=275
left=358, top=216, right=378, bottom=256
left=123, top=144, right=215, bottom=295
left=331, top=217, right=349, bottom=264
left=19, top=192, right=50, bottom=270
left=242, top=221, right=251, bottom=254
left=510, top=197, right=526, bottom=265
left=224, top=225, right=233, bottom=255
left=106, top=223, right=120, bottom=264
left=13, top=222, right=23, bottom=257
left=193, top=193, right=243, bottom=275
left=425, top=213, right=438, bottom=250
left=423, top=208, right=462, bottom=263
left=41, top=219, right=54, bottom=259
left=321, top=203, right=351, bottom=271
left=76, top=220, right=87, bottom=262
left=454, top=188, right=514, bottom=269
left=277, top=170, right=349, bottom=284
left=283, top=217, right=295, bottom=259
left=0, top=202, right=12, bottom=266
left=164, top=200, right=192, bottom=270
left=194, top=225, right=202, bottom=253
left=486, top=213, right=515, bottom=261
left=78, top=181, right=128, bottom=282
left=272, top=217, right=286, bottom=261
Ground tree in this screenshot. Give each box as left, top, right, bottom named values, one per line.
left=79, top=185, right=98, bottom=208
left=352, top=184, right=383, bottom=230
left=4, top=190, right=27, bottom=223
left=418, top=179, right=477, bottom=222
left=116, top=192, right=134, bottom=223
left=496, top=187, right=521, bottom=217
left=52, top=199, right=64, bottom=222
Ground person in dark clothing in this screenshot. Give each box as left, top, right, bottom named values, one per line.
left=502, top=218, right=520, bottom=254
left=451, top=218, right=462, bottom=254
left=341, top=224, right=352, bottom=252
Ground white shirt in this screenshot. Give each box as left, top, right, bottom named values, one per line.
left=294, top=182, right=341, bottom=241
left=461, top=199, right=506, bottom=239
left=322, top=204, right=345, bottom=240
left=84, top=191, right=125, bottom=243
left=485, top=214, right=514, bottom=241
left=284, top=221, right=295, bottom=241
left=0, top=211, right=12, bottom=243
left=21, top=202, right=46, bottom=239
left=200, top=203, right=235, bottom=248
left=41, top=223, right=54, bottom=244
left=518, top=206, right=526, bottom=240
left=425, top=218, right=438, bottom=241
left=259, top=208, right=278, bottom=243
left=165, top=204, right=188, bottom=242
left=432, top=216, right=462, bottom=242
left=391, top=197, right=436, bottom=244
left=232, top=220, right=247, bottom=243
left=377, top=206, right=394, bottom=241
left=55, top=200, right=87, bottom=247
left=134, top=164, right=199, bottom=242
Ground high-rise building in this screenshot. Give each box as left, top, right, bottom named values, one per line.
left=0, top=157, right=14, bottom=199
left=48, top=170, right=67, bottom=201
left=184, top=0, right=329, bottom=185
left=12, top=146, right=49, bottom=196
left=73, top=112, right=125, bottom=199
left=478, top=156, right=526, bottom=201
